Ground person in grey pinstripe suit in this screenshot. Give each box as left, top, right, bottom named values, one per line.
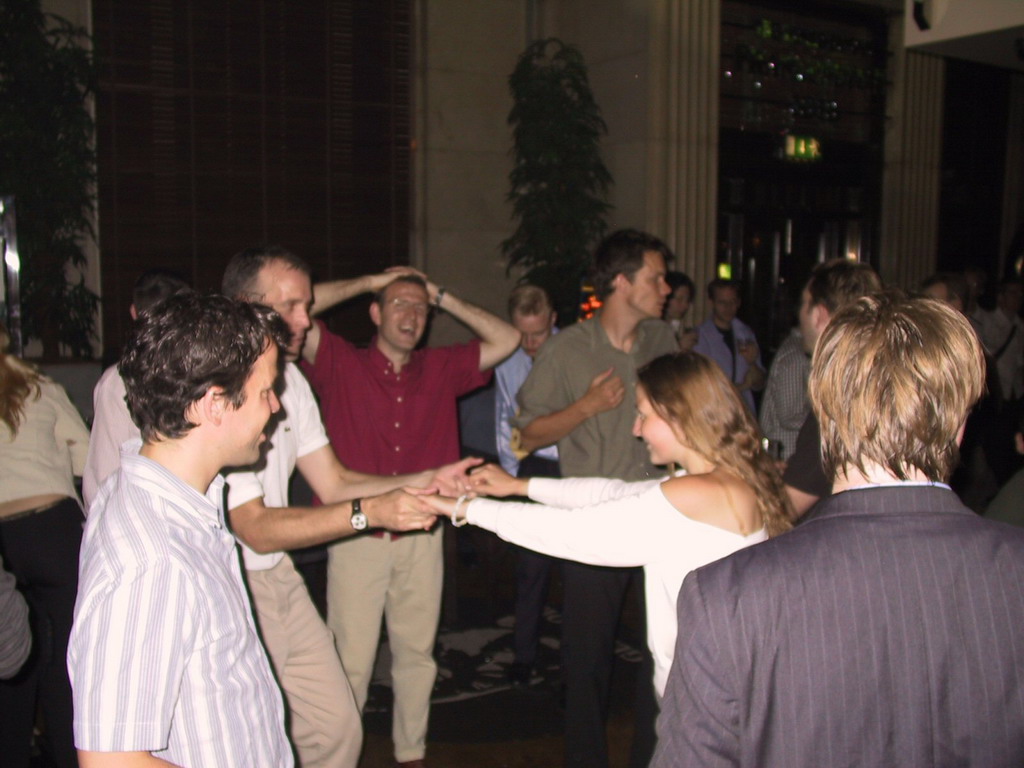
left=653, top=292, right=1024, bottom=767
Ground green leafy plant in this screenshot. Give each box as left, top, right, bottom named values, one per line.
left=503, top=38, right=612, bottom=325
left=0, top=0, right=98, bottom=359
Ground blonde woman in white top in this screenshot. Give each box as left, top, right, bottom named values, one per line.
left=425, top=352, right=792, bottom=696
left=0, top=321, right=88, bottom=768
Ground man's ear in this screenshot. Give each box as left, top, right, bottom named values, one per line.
left=369, top=301, right=382, bottom=327
left=812, top=305, right=830, bottom=336
left=195, top=387, right=228, bottom=427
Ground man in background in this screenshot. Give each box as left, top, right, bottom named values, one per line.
left=782, top=259, right=881, bottom=517
left=494, top=284, right=559, bottom=685
left=514, top=228, right=677, bottom=768
left=758, top=325, right=810, bottom=461
left=83, top=268, right=191, bottom=509
left=693, top=278, right=764, bottom=413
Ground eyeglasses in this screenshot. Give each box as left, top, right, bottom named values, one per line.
left=387, top=298, right=430, bottom=317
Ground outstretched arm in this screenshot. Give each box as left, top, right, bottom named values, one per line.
left=295, top=445, right=476, bottom=504
left=421, top=478, right=670, bottom=567
left=228, top=488, right=437, bottom=554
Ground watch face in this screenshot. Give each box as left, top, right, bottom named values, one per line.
left=351, top=512, right=368, bottom=531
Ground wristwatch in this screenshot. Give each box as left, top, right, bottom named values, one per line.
left=350, top=498, right=368, bottom=531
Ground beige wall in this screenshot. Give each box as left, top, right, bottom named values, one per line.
left=412, top=0, right=525, bottom=345
left=548, top=0, right=654, bottom=230
left=905, top=0, right=1024, bottom=47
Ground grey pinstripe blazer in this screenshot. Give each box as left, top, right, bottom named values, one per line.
left=653, top=485, right=1024, bottom=767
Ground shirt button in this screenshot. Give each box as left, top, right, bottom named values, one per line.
left=395, top=446, right=401, bottom=452
left=394, top=422, right=400, bottom=429
left=397, top=396, right=403, bottom=403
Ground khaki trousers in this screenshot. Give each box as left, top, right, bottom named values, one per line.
left=248, top=557, right=362, bottom=768
left=327, top=526, right=443, bottom=763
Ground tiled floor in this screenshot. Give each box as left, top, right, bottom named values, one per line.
left=359, top=715, right=636, bottom=768
left=354, top=525, right=645, bottom=768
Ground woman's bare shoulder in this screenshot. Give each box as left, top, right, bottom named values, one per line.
left=660, top=472, right=760, bottom=534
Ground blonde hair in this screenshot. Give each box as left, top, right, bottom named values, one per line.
left=0, top=322, right=43, bottom=434
left=639, top=353, right=792, bottom=536
left=508, top=284, right=553, bottom=318
left=809, top=292, right=986, bottom=482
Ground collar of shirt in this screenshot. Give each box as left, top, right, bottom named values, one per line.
left=367, top=335, right=425, bottom=381
left=119, top=442, right=227, bottom=530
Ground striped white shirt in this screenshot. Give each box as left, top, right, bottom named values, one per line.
left=69, top=448, right=293, bottom=767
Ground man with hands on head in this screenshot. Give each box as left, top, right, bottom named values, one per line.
left=301, top=263, right=519, bottom=768
left=220, top=247, right=478, bottom=768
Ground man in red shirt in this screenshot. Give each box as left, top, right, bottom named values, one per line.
left=302, top=271, right=519, bottom=767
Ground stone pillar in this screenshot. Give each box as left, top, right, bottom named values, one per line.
left=646, top=0, right=720, bottom=319
left=880, top=17, right=945, bottom=291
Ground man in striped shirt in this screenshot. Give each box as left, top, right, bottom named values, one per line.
left=69, top=294, right=294, bottom=768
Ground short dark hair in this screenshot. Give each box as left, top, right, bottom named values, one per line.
left=222, top=245, right=312, bottom=300
left=132, top=269, right=191, bottom=315
left=665, top=271, right=694, bottom=300
left=372, top=274, right=428, bottom=306
left=706, top=278, right=740, bottom=301
left=806, top=259, right=881, bottom=315
left=119, top=293, right=287, bottom=442
left=591, top=229, right=673, bottom=300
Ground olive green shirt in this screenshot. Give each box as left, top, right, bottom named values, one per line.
left=514, top=315, right=678, bottom=481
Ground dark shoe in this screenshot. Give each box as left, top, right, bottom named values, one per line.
left=396, top=761, right=426, bottom=768
left=507, top=661, right=532, bottom=687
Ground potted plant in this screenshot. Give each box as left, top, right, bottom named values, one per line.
left=0, top=0, right=98, bottom=359
left=503, top=38, right=613, bottom=325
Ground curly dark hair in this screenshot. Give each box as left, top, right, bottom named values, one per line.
left=119, top=293, right=288, bottom=442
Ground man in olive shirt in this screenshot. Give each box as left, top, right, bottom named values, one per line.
left=515, top=229, right=678, bottom=768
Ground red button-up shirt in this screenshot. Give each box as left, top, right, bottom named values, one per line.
left=303, top=322, right=490, bottom=476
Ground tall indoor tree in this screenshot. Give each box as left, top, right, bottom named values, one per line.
left=503, top=38, right=613, bottom=325
left=0, top=0, right=98, bottom=358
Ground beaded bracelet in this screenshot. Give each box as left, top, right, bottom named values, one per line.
left=451, top=493, right=470, bottom=527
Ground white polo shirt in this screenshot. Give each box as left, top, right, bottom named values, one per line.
left=225, top=362, right=330, bottom=571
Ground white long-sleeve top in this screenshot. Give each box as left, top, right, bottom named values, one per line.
left=467, top=476, right=767, bottom=696
left=1, top=379, right=89, bottom=511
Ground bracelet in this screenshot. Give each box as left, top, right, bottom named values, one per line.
left=433, top=287, right=447, bottom=308
left=451, top=494, right=470, bottom=527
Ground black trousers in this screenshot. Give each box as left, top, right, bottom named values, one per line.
left=561, top=561, right=658, bottom=768
left=0, top=499, right=83, bottom=768
left=512, top=455, right=561, bottom=667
